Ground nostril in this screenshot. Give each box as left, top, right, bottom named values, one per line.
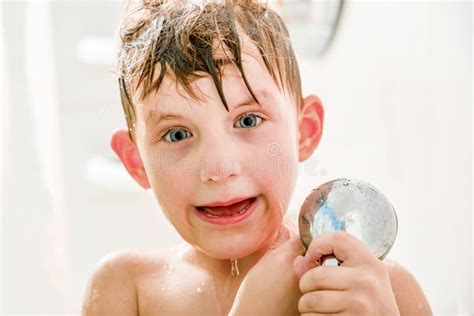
left=198, top=158, right=242, bottom=183
left=209, top=174, right=222, bottom=182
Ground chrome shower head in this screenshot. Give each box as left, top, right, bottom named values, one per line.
left=299, top=178, right=398, bottom=261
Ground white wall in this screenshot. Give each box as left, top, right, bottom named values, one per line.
left=1, top=1, right=472, bottom=315
left=291, top=2, right=472, bottom=315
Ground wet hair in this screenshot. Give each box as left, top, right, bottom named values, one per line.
left=117, top=0, right=302, bottom=141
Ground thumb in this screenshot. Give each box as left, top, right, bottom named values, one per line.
left=269, top=225, right=306, bottom=259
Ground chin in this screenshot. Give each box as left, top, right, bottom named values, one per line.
left=198, top=231, right=274, bottom=260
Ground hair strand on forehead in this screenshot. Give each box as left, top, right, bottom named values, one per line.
left=117, top=0, right=302, bottom=141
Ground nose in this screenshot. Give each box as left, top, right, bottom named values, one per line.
left=197, top=133, right=243, bottom=183
left=198, top=155, right=243, bottom=183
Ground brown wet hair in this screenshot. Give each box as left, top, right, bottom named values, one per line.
left=117, top=0, right=302, bottom=141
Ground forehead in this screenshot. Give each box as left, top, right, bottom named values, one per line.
left=139, top=37, right=283, bottom=122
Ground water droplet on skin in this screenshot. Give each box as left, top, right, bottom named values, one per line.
left=230, top=259, right=239, bottom=276
left=196, top=287, right=203, bottom=294
left=161, top=287, right=167, bottom=292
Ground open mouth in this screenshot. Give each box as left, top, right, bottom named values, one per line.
left=195, top=197, right=257, bottom=218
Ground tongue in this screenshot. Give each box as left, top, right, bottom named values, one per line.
left=201, top=198, right=253, bottom=217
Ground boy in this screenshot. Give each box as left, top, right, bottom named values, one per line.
left=82, top=1, right=432, bottom=315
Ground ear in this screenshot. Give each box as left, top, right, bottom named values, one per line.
left=110, top=129, right=151, bottom=189
left=298, top=95, right=324, bottom=162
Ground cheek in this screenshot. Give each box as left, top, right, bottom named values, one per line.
left=267, top=149, right=298, bottom=204
left=142, top=150, right=194, bottom=214
left=249, top=133, right=299, bottom=215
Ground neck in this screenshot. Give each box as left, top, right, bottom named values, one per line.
left=188, top=228, right=281, bottom=315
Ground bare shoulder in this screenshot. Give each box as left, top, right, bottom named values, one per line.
left=383, top=259, right=433, bottom=316
left=81, top=249, right=169, bottom=316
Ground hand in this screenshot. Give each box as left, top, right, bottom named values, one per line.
left=293, top=231, right=399, bottom=316
left=229, top=225, right=306, bottom=316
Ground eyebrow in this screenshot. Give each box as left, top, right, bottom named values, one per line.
left=146, top=89, right=268, bottom=127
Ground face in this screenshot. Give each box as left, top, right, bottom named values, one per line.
left=112, top=37, right=324, bottom=261
left=136, top=43, right=299, bottom=259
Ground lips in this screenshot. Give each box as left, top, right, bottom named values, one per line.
left=196, top=197, right=256, bottom=217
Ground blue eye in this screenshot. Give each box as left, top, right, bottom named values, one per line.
left=163, top=128, right=192, bottom=143
left=235, top=113, right=263, bottom=128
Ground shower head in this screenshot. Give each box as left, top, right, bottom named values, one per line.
left=298, top=178, right=398, bottom=263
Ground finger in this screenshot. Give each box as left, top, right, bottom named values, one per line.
left=299, top=266, right=354, bottom=293
left=270, top=225, right=306, bottom=257
left=281, top=234, right=306, bottom=258
left=301, top=314, right=349, bottom=316
left=301, top=314, right=344, bottom=316
left=294, top=254, right=320, bottom=279
left=298, top=290, right=348, bottom=314
left=304, top=231, right=375, bottom=267
left=294, top=255, right=306, bottom=278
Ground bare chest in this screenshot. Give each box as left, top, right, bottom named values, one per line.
left=136, top=265, right=236, bottom=316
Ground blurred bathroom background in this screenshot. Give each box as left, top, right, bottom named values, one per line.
left=1, top=0, right=472, bottom=315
